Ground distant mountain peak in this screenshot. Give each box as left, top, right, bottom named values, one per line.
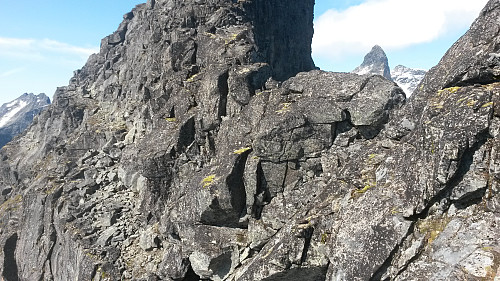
left=0, top=93, right=50, bottom=148
left=352, top=47, right=427, bottom=96
left=391, top=65, right=427, bottom=96
left=352, top=45, right=392, bottom=80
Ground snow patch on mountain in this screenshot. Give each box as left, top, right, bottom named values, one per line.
left=0, top=100, right=28, bottom=128
left=352, top=46, right=427, bottom=96
left=391, top=65, right=427, bottom=96
left=0, top=93, right=51, bottom=148
left=352, top=45, right=392, bottom=80
left=353, top=65, right=372, bottom=76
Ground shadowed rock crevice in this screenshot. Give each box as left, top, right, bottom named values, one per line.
left=3, top=233, right=19, bottom=281
left=216, top=70, right=229, bottom=121
left=299, top=227, right=314, bottom=265
left=178, top=117, right=196, bottom=152
left=180, top=263, right=204, bottom=281
left=261, top=266, right=328, bottom=281
left=369, top=222, right=418, bottom=281
left=226, top=150, right=251, bottom=226
left=252, top=161, right=272, bottom=219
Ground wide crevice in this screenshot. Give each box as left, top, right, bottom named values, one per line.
left=177, top=117, right=196, bottom=153
left=442, top=70, right=500, bottom=90
left=208, top=251, right=232, bottom=280
left=217, top=70, right=229, bottom=120
left=177, top=261, right=207, bottom=281
left=200, top=149, right=252, bottom=229
left=3, top=233, right=19, bottom=281
left=226, top=150, right=252, bottom=225
left=252, top=161, right=272, bottom=219
left=44, top=227, right=58, bottom=280
left=299, top=227, right=314, bottom=265
left=261, top=266, right=328, bottom=281
left=453, top=187, right=488, bottom=210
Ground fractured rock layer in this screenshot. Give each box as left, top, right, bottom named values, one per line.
left=0, top=0, right=499, bottom=280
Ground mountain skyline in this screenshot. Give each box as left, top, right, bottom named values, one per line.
left=0, top=0, right=489, bottom=105
left=352, top=45, right=427, bottom=96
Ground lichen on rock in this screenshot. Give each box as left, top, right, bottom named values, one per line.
left=0, top=0, right=500, bottom=280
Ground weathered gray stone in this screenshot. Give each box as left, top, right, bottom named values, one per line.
left=0, top=0, right=499, bottom=280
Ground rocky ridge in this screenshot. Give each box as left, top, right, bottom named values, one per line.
left=0, top=0, right=499, bottom=280
left=0, top=93, right=50, bottom=148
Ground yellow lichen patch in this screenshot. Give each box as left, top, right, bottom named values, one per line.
left=456, top=96, right=468, bottom=104
left=0, top=194, right=22, bottom=214
left=390, top=207, right=400, bottom=215
left=320, top=233, right=329, bottom=244
left=351, top=181, right=376, bottom=199
left=201, top=174, right=217, bottom=188
left=431, top=101, right=445, bottom=109
left=256, top=90, right=271, bottom=96
left=466, top=100, right=477, bottom=107
left=262, top=247, right=274, bottom=259
left=204, top=32, right=217, bottom=39
left=437, top=86, right=461, bottom=95
left=233, top=147, right=252, bottom=155
left=224, top=33, right=239, bottom=45
left=276, top=102, right=292, bottom=114
left=416, top=217, right=450, bottom=245
left=481, top=101, right=494, bottom=108
left=481, top=82, right=500, bottom=91
left=360, top=181, right=376, bottom=192
left=186, top=73, right=200, bottom=83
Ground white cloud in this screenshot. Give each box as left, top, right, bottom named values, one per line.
left=0, top=37, right=98, bottom=61
left=0, top=68, right=25, bottom=78
left=313, top=0, right=489, bottom=59
left=39, top=39, right=99, bottom=57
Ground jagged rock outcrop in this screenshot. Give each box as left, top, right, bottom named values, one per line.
left=0, top=93, right=50, bottom=148
left=391, top=65, right=426, bottom=96
left=0, top=0, right=499, bottom=280
left=353, top=45, right=392, bottom=80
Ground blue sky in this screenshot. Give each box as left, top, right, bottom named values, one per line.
left=0, top=0, right=489, bottom=105
left=0, top=0, right=144, bottom=105
left=313, top=0, right=488, bottom=71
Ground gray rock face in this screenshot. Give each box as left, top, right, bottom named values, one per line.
left=353, top=45, right=392, bottom=80
left=0, top=0, right=499, bottom=280
left=0, top=93, right=50, bottom=148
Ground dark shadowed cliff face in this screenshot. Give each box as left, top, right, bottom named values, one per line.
left=0, top=0, right=499, bottom=280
